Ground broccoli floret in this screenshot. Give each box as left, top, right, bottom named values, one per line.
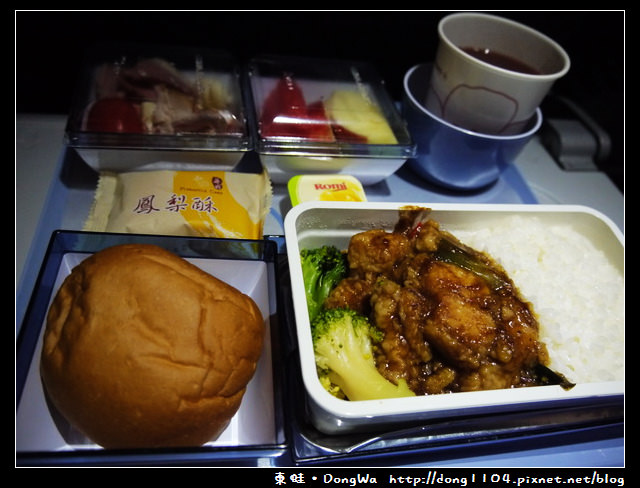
left=300, top=245, right=349, bottom=321
left=312, top=308, right=415, bottom=401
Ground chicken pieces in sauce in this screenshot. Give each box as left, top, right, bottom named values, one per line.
left=324, top=208, right=550, bottom=395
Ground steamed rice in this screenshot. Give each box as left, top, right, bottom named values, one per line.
left=453, top=215, right=624, bottom=384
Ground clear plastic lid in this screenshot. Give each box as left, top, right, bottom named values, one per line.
left=246, top=55, right=415, bottom=158
left=65, top=44, right=251, bottom=152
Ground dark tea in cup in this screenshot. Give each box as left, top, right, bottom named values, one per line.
left=461, top=47, right=542, bottom=75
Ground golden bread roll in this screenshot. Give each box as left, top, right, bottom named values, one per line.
left=40, top=244, right=264, bottom=449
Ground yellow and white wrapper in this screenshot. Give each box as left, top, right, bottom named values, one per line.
left=85, top=170, right=272, bottom=239
left=287, top=174, right=367, bottom=206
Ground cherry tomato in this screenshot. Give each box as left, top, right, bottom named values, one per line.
left=85, top=98, right=144, bottom=133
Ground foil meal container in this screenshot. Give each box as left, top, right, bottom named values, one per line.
left=284, top=201, right=624, bottom=434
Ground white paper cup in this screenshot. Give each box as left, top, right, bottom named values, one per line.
left=425, top=12, right=569, bottom=135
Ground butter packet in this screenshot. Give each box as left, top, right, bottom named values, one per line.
left=288, top=174, right=367, bottom=206
left=85, top=170, right=272, bottom=239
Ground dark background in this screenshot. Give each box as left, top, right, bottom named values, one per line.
left=15, top=10, right=624, bottom=192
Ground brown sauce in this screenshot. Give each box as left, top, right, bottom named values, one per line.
left=324, top=208, right=550, bottom=396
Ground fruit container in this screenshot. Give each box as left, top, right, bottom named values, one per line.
left=64, top=44, right=252, bottom=172
left=245, top=55, right=415, bottom=184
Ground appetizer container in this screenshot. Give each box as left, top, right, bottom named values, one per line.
left=16, top=231, right=286, bottom=466
left=284, top=201, right=624, bottom=434
left=65, top=45, right=252, bottom=172
left=246, top=55, right=416, bottom=184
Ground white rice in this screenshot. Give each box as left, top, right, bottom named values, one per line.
left=452, top=215, right=624, bottom=384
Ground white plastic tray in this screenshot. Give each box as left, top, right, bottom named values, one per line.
left=284, top=202, right=624, bottom=434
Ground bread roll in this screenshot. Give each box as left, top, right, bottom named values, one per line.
left=40, top=244, right=264, bottom=449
